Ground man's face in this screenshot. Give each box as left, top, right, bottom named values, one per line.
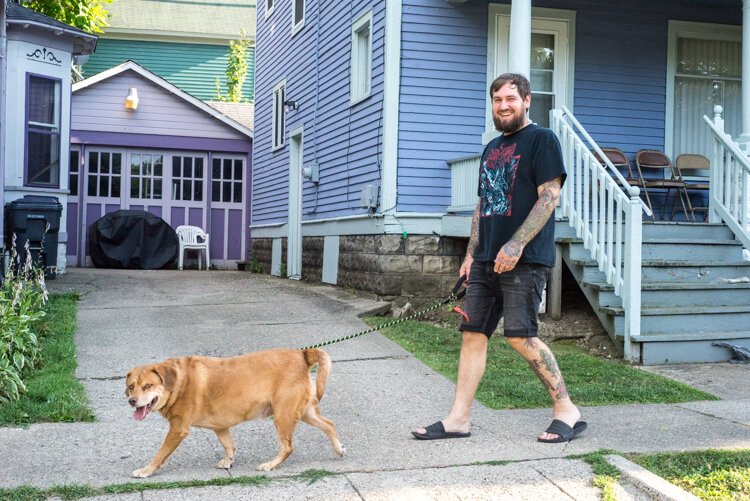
left=492, top=83, right=531, bottom=134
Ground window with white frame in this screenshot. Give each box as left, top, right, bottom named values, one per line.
left=212, top=157, right=244, bottom=203
left=87, top=151, right=122, bottom=198
left=69, top=150, right=80, bottom=196
left=293, top=0, right=305, bottom=32
left=130, top=153, right=164, bottom=199
left=350, top=11, right=372, bottom=104
left=172, top=155, right=205, bottom=201
left=265, top=0, right=274, bottom=17
left=26, top=75, right=61, bottom=187
left=272, top=81, right=286, bottom=150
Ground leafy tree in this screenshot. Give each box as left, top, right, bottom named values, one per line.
left=24, top=0, right=111, bottom=34
left=215, top=32, right=252, bottom=103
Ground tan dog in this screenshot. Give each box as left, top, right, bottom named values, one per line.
left=125, top=348, right=344, bottom=478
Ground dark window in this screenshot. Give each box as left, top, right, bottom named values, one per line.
left=26, top=75, right=61, bottom=187
left=69, top=150, right=80, bottom=196
left=211, top=156, right=244, bottom=203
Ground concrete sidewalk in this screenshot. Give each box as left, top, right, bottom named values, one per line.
left=1, top=268, right=748, bottom=499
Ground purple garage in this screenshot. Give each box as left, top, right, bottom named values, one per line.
left=69, top=61, right=253, bottom=269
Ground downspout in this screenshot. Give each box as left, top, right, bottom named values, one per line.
left=0, top=0, right=6, bottom=253
left=381, top=0, right=401, bottom=230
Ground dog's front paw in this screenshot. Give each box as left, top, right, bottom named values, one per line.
left=256, top=462, right=274, bottom=472
left=131, top=466, right=155, bottom=478
left=336, top=443, right=346, bottom=457
left=216, top=457, right=234, bottom=469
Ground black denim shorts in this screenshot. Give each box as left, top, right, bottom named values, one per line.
left=458, top=260, right=550, bottom=338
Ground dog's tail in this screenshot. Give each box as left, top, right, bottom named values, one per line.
left=303, top=348, right=331, bottom=401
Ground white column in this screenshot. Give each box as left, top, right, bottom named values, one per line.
left=507, top=0, right=531, bottom=78
left=742, top=0, right=750, bottom=236
left=382, top=0, right=401, bottom=225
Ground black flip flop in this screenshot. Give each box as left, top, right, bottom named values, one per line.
left=412, top=421, right=471, bottom=440
left=537, top=419, right=587, bottom=443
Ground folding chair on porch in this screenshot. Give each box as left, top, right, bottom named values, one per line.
left=673, top=153, right=711, bottom=222
left=634, top=150, right=690, bottom=221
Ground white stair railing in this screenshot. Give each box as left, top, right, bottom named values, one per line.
left=704, top=107, right=750, bottom=248
left=551, top=106, right=649, bottom=361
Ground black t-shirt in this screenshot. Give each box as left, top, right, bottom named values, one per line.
left=472, top=123, right=567, bottom=267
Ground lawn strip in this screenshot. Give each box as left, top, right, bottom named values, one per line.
left=364, top=317, right=717, bottom=408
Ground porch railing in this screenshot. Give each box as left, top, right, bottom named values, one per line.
left=551, top=106, right=649, bottom=361
left=704, top=108, right=750, bottom=248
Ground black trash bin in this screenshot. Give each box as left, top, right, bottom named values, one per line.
left=5, top=195, right=63, bottom=278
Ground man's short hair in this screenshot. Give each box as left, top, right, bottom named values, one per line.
left=489, top=73, right=531, bottom=100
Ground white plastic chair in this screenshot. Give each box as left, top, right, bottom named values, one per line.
left=176, top=225, right=210, bottom=270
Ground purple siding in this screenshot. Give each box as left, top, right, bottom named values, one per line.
left=227, top=209, right=242, bottom=259
left=66, top=202, right=78, bottom=255
left=171, top=207, right=185, bottom=227
left=189, top=208, right=203, bottom=227
left=130, top=205, right=143, bottom=211
left=210, top=208, right=224, bottom=258
left=71, top=131, right=251, bottom=154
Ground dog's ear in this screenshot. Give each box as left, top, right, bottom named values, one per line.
left=152, top=363, right=178, bottom=391
left=125, top=371, right=132, bottom=396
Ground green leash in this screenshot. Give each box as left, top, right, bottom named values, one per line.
left=299, top=276, right=466, bottom=350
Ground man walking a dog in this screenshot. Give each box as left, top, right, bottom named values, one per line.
left=413, top=73, right=586, bottom=444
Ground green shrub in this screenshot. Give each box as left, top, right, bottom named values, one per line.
left=248, top=258, right=264, bottom=274
left=0, top=235, right=49, bottom=403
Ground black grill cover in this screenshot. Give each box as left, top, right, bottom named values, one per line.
left=88, top=210, right=178, bottom=269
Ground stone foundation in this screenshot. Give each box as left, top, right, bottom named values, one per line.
left=250, top=234, right=467, bottom=298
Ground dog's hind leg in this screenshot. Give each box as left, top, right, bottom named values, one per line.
left=301, top=403, right=344, bottom=457
left=214, top=428, right=236, bottom=469
left=256, top=410, right=298, bottom=471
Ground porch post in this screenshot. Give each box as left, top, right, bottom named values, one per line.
left=507, top=0, right=531, bottom=78
left=741, top=0, right=750, bottom=230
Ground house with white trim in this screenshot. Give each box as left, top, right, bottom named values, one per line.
left=1, top=0, right=97, bottom=273
left=70, top=61, right=253, bottom=269
left=250, top=0, right=750, bottom=364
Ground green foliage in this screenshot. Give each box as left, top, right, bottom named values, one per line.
left=279, top=263, right=288, bottom=279
left=363, top=317, right=717, bottom=408
left=215, top=32, right=252, bottom=103
left=24, top=0, right=111, bottom=34
left=0, top=294, right=95, bottom=425
left=570, top=450, right=621, bottom=501
left=248, top=258, right=265, bottom=274
left=0, top=237, right=49, bottom=403
left=298, top=469, right=336, bottom=485
left=632, top=449, right=750, bottom=500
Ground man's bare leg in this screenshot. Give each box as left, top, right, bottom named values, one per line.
left=506, top=336, right=581, bottom=441
left=414, top=331, right=488, bottom=435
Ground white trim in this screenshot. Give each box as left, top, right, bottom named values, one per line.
left=484, top=5, right=576, bottom=143
left=101, top=28, right=255, bottom=45
left=382, top=0, right=401, bottom=218
left=665, top=20, right=742, bottom=159
left=72, top=61, right=253, bottom=138
left=288, top=128, right=304, bottom=279
left=292, top=0, right=305, bottom=36
left=272, top=79, right=286, bottom=151
left=350, top=10, right=373, bottom=105
left=250, top=212, right=448, bottom=238
left=265, top=0, right=275, bottom=20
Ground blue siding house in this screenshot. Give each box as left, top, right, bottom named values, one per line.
left=252, top=0, right=750, bottom=364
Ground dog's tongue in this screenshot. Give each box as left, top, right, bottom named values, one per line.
left=133, top=406, right=149, bottom=421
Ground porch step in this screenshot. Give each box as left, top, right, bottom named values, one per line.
left=555, top=220, right=735, bottom=240
left=637, top=335, right=750, bottom=365
left=584, top=280, right=750, bottom=308
left=604, top=304, right=750, bottom=336
left=569, top=257, right=750, bottom=284
left=567, top=238, right=744, bottom=262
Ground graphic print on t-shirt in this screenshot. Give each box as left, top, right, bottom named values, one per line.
left=480, top=142, right=520, bottom=217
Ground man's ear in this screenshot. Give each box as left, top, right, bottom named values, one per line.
left=152, top=363, right=178, bottom=391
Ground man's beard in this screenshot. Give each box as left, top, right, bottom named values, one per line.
left=493, top=110, right=527, bottom=134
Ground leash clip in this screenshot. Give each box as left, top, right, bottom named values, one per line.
left=443, top=275, right=467, bottom=304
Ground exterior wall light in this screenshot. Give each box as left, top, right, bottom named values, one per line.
left=125, top=87, right=139, bottom=110
left=284, top=99, right=299, bottom=112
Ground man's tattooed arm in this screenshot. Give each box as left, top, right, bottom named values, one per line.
left=460, top=200, right=481, bottom=280
left=494, top=176, right=562, bottom=273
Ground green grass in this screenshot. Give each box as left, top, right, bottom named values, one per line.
left=631, top=449, right=750, bottom=500
left=364, top=316, right=717, bottom=408
left=569, top=450, right=621, bottom=501
left=0, top=476, right=272, bottom=500
left=0, top=294, right=94, bottom=426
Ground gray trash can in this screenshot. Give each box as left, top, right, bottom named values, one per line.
left=5, top=195, right=63, bottom=278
